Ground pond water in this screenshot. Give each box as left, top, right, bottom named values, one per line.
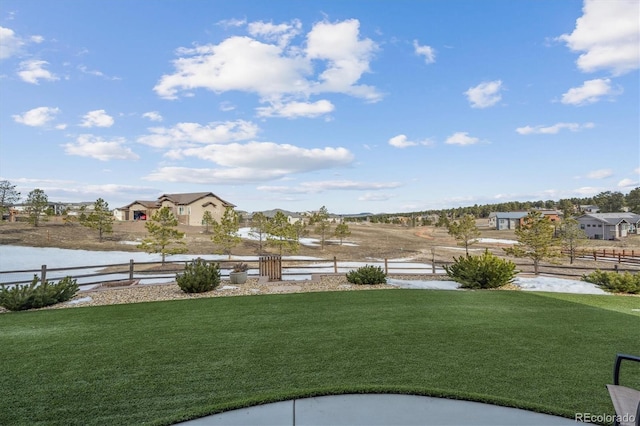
left=0, top=246, right=253, bottom=286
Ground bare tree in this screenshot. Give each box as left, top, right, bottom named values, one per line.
left=0, top=180, right=20, bottom=218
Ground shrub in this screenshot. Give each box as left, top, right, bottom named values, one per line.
left=444, top=250, right=517, bottom=289
left=232, top=262, right=248, bottom=272
left=176, top=258, right=221, bottom=293
left=582, top=270, right=640, bottom=294
left=0, top=275, right=79, bottom=311
left=346, top=265, right=387, bottom=285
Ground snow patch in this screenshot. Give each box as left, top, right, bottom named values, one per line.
left=66, top=296, right=93, bottom=305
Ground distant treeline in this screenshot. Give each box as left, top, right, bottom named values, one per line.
left=343, top=189, right=640, bottom=224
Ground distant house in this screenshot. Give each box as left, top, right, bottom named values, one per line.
left=488, top=210, right=561, bottom=230
left=259, top=209, right=305, bottom=224
left=489, top=212, right=528, bottom=230
left=11, top=202, right=66, bottom=216
left=115, top=200, right=158, bottom=221
left=576, top=213, right=640, bottom=240
left=116, top=192, right=235, bottom=226
left=579, top=205, right=600, bottom=214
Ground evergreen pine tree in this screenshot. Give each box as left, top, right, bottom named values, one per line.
left=311, top=206, right=331, bottom=250
left=138, top=207, right=187, bottom=264
left=211, top=207, right=241, bottom=259
left=266, top=211, right=298, bottom=255
left=249, top=212, right=269, bottom=252
left=334, top=222, right=351, bottom=245
left=447, top=214, right=480, bottom=255
left=79, top=198, right=114, bottom=241
left=25, top=189, right=49, bottom=227
left=504, top=211, right=560, bottom=274
left=202, top=211, right=214, bottom=234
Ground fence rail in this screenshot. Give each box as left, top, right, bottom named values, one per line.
left=1, top=255, right=638, bottom=288
left=560, top=249, right=640, bottom=265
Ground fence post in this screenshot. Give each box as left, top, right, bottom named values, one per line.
left=618, top=254, right=621, bottom=264
left=431, top=248, right=436, bottom=274
left=593, top=251, right=597, bottom=261
left=333, top=256, right=338, bottom=274
left=129, top=259, right=134, bottom=280
left=259, top=255, right=282, bottom=281
left=41, top=264, right=47, bottom=283
left=384, top=258, right=388, bottom=275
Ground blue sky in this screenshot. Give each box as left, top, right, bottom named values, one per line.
left=1, top=0, right=638, bottom=214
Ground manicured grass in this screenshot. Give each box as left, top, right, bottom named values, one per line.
left=1, top=290, right=638, bottom=426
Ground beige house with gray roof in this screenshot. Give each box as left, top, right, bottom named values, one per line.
left=116, top=192, right=235, bottom=226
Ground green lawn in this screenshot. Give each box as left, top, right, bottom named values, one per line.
left=1, top=290, right=639, bottom=426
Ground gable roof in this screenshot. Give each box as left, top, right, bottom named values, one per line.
left=259, top=208, right=303, bottom=218
left=577, top=213, right=639, bottom=225
left=494, top=212, right=529, bottom=220
left=158, top=192, right=235, bottom=207
left=120, top=200, right=158, bottom=209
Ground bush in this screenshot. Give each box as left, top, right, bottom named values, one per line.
left=444, top=250, right=517, bottom=289
left=346, top=265, right=387, bottom=285
left=0, top=275, right=79, bottom=311
left=582, top=270, right=640, bottom=294
left=176, top=258, right=221, bottom=293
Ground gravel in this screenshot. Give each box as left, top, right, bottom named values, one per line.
left=3, top=275, right=403, bottom=312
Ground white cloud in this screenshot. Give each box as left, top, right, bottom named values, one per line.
left=586, top=169, right=613, bottom=179
left=0, top=26, right=23, bottom=59
left=78, top=65, right=120, bottom=80
left=63, top=134, right=139, bottom=161
left=144, top=143, right=354, bottom=184
left=516, top=122, right=595, bottom=135
left=154, top=19, right=381, bottom=104
left=256, top=99, right=334, bottom=118
left=388, top=134, right=433, bottom=148
left=247, top=19, right=302, bottom=46
left=445, top=132, right=479, bottom=146
left=558, top=0, right=639, bottom=75
left=618, top=178, right=639, bottom=188
left=306, top=19, right=380, bottom=101
left=17, top=59, right=58, bottom=84
left=219, top=101, right=235, bottom=111
left=464, top=80, right=503, bottom=108
left=413, top=40, right=435, bottom=64
left=142, top=111, right=163, bottom=122
left=560, top=78, right=620, bottom=105
left=154, top=36, right=311, bottom=100
left=180, top=142, right=353, bottom=170
left=12, top=106, right=60, bottom=127
left=216, top=18, right=247, bottom=28
left=258, top=180, right=401, bottom=194
left=80, top=110, right=115, bottom=128
left=574, top=186, right=603, bottom=196
left=137, top=120, right=259, bottom=148
left=358, top=192, right=393, bottom=202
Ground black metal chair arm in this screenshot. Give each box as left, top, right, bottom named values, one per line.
left=613, top=353, right=640, bottom=386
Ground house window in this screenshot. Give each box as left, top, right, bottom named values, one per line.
left=598, top=224, right=602, bottom=227
left=178, top=207, right=184, bottom=215
left=580, top=224, right=585, bottom=229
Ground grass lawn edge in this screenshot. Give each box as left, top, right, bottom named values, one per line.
left=154, top=386, right=575, bottom=426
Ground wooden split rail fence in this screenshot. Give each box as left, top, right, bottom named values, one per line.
left=1, top=255, right=638, bottom=288
left=562, top=249, right=640, bottom=265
